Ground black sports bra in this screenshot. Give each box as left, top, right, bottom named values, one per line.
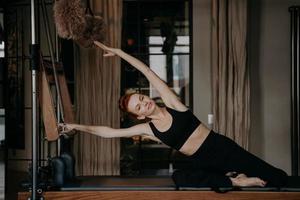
left=149, top=107, right=201, bottom=150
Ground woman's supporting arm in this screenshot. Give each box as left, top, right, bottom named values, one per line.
left=59, top=123, right=154, bottom=138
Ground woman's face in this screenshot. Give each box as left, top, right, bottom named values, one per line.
left=127, top=94, right=156, bottom=119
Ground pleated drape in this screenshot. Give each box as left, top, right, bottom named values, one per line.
left=211, top=0, right=250, bottom=149
left=73, top=0, right=122, bottom=175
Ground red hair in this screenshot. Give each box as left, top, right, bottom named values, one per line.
left=119, top=93, right=138, bottom=117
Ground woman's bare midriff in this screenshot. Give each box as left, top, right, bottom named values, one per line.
left=179, top=123, right=211, bottom=156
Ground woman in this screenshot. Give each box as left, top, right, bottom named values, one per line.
left=59, top=41, right=287, bottom=188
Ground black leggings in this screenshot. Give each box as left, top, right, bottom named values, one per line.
left=172, top=131, right=288, bottom=188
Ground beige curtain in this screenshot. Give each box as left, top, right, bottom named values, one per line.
left=73, top=0, right=122, bottom=175
left=211, top=0, right=250, bottom=149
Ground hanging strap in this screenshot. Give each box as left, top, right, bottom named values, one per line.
left=39, top=58, right=59, bottom=141
left=42, top=59, right=75, bottom=124
left=41, top=0, right=65, bottom=123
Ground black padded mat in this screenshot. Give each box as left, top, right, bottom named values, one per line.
left=61, top=176, right=300, bottom=192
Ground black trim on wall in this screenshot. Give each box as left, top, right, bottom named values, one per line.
left=189, top=0, right=193, bottom=111
left=289, top=6, right=300, bottom=176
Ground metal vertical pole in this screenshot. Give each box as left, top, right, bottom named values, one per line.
left=55, top=17, right=61, bottom=157
left=31, top=0, right=38, bottom=199
left=55, top=18, right=61, bottom=156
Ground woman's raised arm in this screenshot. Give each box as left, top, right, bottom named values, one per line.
left=94, top=41, right=187, bottom=111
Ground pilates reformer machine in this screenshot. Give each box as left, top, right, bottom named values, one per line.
left=19, top=0, right=300, bottom=199
left=16, top=175, right=300, bottom=200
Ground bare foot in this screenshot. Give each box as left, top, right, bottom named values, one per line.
left=225, top=171, right=237, bottom=177
left=230, top=174, right=267, bottom=187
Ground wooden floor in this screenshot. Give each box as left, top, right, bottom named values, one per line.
left=18, top=190, right=300, bottom=200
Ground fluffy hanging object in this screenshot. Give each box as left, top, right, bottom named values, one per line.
left=53, top=0, right=106, bottom=48
left=53, top=0, right=86, bottom=39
